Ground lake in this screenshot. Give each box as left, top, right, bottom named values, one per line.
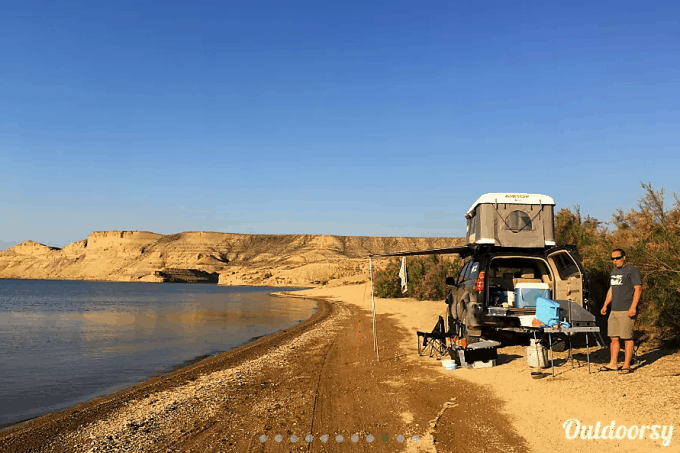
left=0, top=280, right=314, bottom=427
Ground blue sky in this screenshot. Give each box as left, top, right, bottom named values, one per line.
left=1, top=1, right=679, bottom=248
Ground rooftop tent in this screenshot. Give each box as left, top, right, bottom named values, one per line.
left=465, top=193, right=556, bottom=248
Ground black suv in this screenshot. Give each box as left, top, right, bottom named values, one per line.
left=445, top=244, right=589, bottom=343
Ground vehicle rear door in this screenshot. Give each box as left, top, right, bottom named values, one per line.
left=545, top=247, right=588, bottom=307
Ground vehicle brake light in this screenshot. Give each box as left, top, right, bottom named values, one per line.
left=474, top=271, right=485, bottom=291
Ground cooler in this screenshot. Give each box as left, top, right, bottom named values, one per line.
left=515, top=283, right=550, bottom=308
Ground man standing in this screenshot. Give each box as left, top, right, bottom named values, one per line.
left=600, top=248, right=642, bottom=374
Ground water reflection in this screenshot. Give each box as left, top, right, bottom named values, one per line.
left=0, top=281, right=314, bottom=427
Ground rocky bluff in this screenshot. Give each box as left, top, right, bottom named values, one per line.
left=0, top=231, right=464, bottom=286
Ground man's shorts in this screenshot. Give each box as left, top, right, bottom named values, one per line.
left=608, top=310, right=635, bottom=339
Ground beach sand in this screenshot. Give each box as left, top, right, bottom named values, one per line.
left=1, top=282, right=678, bottom=452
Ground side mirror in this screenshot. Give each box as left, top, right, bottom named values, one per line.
left=445, top=276, right=457, bottom=287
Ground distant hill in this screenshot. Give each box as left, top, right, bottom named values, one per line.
left=0, top=231, right=464, bottom=286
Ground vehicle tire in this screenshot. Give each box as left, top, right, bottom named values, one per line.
left=551, top=340, right=567, bottom=353
left=547, top=334, right=567, bottom=352
left=466, top=336, right=482, bottom=345
left=465, top=329, right=483, bottom=345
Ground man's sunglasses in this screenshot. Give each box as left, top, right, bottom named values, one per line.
left=611, top=256, right=624, bottom=261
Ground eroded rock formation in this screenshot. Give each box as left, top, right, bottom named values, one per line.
left=0, top=231, right=464, bottom=286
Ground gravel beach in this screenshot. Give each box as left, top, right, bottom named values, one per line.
left=1, top=283, right=678, bottom=453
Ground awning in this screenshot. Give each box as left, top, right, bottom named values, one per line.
left=369, top=245, right=472, bottom=258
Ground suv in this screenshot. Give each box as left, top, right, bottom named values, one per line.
left=445, top=244, right=590, bottom=343
left=369, top=193, right=593, bottom=344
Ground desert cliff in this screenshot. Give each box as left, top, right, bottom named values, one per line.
left=0, top=231, right=464, bottom=286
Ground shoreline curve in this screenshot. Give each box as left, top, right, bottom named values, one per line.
left=0, top=297, right=330, bottom=449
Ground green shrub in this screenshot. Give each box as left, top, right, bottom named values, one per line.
left=372, top=259, right=403, bottom=298
left=373, top=255, right=462, bottom=301
left=555, top=183, right=680, bottom=346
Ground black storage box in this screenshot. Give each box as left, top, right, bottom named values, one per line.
left=455, top=340, right=501, bottom=368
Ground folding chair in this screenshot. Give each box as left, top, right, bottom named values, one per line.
left=417, top=316, right=452, bottom=359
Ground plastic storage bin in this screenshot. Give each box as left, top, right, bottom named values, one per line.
left=457, top=340, right=501, bottom=369
left=515, top=283, right=550, bottom=308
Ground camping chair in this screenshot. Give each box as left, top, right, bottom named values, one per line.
left=417, top=316, right=453, bottom=359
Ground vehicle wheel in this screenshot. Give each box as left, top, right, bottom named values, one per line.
left=466, top=335, right=482, bottom=345
left=465, top=331, right=483, bottom=345
left=547, top=334, right=567, bottom=352
left=551, top=339, right=567, bottom=352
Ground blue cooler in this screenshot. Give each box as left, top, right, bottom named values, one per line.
left=536, top=297, right=562, bottom=327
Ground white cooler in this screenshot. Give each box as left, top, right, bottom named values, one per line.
left=515, top=283, right=550, bottom=308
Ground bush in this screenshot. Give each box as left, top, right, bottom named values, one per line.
left=372, top=259, right=403, bottom=299
left=373, top=255, right=462, bottom=301
left=555, top=183, right=680, bottom=346
left=615, top=184, right=680, bottom=344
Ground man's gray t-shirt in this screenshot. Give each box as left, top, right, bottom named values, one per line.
left=610, top=264, right=642, bottom=311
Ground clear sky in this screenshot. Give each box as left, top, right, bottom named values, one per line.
left=2, top=1, right=679, bottom=249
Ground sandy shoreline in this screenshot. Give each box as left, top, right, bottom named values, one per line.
left=1, top=283, right=678, bottom=452
left=302, top=284, right=679, bottom=452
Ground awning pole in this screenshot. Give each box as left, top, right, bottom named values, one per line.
left=369, top=256, right=379, bottom=362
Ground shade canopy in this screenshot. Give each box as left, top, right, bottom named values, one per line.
left=369, top=245, right=472, bottom=258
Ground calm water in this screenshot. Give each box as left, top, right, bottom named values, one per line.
left=0, top=280, right=314, bottom=427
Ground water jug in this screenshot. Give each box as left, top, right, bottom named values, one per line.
left=526, top=339, right=549, bottom=368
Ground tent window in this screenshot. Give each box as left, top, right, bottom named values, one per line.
left=469, top=215, right=477, bottom=234
left=506, top=210, right=532, bottom=233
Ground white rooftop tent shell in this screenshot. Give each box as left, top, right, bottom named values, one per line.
left=465, top=193, right=556, bottom=248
